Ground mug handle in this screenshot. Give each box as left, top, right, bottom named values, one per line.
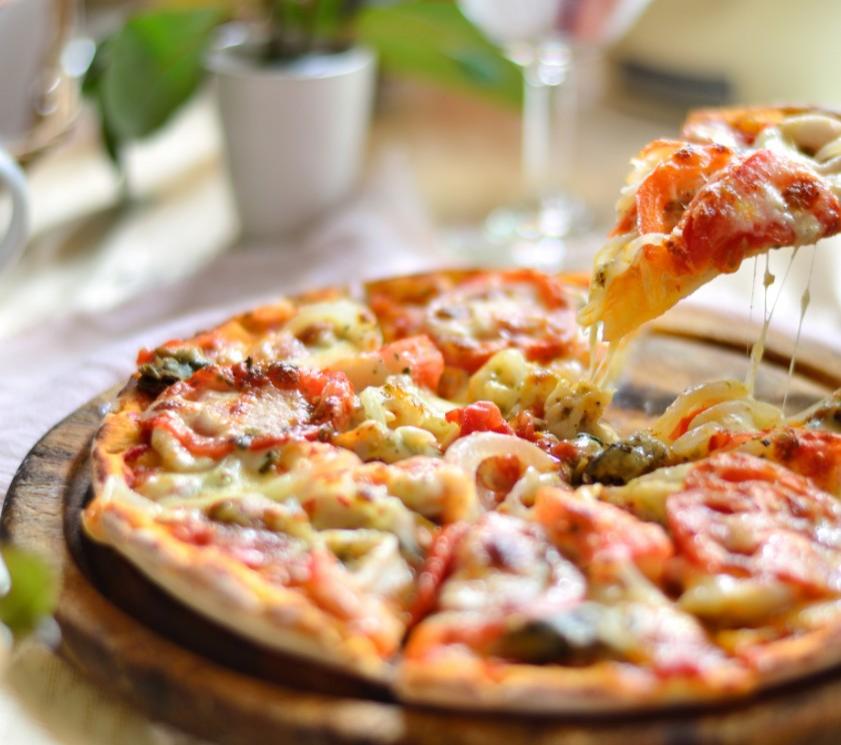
left=0, top=147, right=29, bottom=273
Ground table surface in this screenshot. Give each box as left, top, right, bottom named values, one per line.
left=1, top=75, right=840, bottom=744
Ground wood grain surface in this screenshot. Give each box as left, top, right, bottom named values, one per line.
left=3, top=306, right=841, bottom=745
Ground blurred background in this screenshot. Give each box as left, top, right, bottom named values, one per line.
left=1, top=0, right=839, bottom=341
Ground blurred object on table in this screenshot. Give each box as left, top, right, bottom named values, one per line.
left=0, top=0, right=89, bottom=164
left=82, top=1, right=520, bottom=242
left=456, top=0, right=650, bottom=270
left=613, top=0, right=841, bottom=110
left=0, top=0, right=92, bottom=275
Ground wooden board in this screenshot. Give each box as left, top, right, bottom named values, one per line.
left=3, top=306, right=841, bottom=745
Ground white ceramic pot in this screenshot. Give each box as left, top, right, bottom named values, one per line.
left=208, top=42, right=376, bottom=241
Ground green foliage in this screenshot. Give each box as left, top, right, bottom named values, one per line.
left=357, top=2, right=521, bottom=108
left=83, top=1, right=520, bottom=165
left=0, top=547, right=58, bottom=638
left=90, top=8, right=223, bottom=143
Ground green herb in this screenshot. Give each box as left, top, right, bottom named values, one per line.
left=138, top=347, right=210, bottom=396
left=259, top=450, right=280, bottom=474
left=0, top=547, right=58, bottom=639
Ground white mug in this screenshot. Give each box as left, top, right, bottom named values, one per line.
left=0, top=0, right=70, bottom=272
left=0, top=150, right=29, bottom=274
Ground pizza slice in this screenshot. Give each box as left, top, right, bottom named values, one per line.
left=397, top=495, right=750, bottom=712
left=579, top=106, right=841, bottom=342
left=87, top=325, right=482, bottom=679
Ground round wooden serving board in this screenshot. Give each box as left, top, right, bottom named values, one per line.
left=3, top=306, right=841, bottom=745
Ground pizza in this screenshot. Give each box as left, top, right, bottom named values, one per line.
left=579, top=106, right=841, bottom=342
left=84, top=108, right=841, bottom=714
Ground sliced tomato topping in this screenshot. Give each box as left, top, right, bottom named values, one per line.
left=377, top=335, right=445, bottom=390
left=424, top=269, right=586, bottom=373
left=635, top=142, right=733, bottom=234
left=708, top=428, right=841, bottom=496
left=763, top=429, right=841, bottom=496
left=409, top=522, right=471, bottom=626
left=161, top=512, right=312, bottom=586
left=142, top=361, right=355, bottom=460
left=667, top=452, right=841, bottom=597
left=534, top=488, right=674, bottom=581
left=446, top=401, right=514, bottom=437
left=679, top=149, right=841, bottom=274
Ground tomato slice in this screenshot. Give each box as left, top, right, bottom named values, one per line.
left=377, top=335, right=444, bottom=390
left=534, top=488, right=674, bottom=582
left=668, top=452, right=841, bottom=597
left=445, top=401, right=514, bottom=437
left=424, top=269, right=586, bottom=373
left=142, top=362, right=355, bottom=460
left=679, top=149, right=841, bottom=274
left=409, top=522, right=471, bottom=626
left=635, top=142, right=733, bottom=234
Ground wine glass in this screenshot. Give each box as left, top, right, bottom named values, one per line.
left=458, top=0, right=650, bottom=269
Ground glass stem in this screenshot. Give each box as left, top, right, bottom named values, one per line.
left=521, top=41, right=575, bottom=209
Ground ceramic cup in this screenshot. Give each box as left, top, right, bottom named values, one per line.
left=0, top=0, right=72, bottom=272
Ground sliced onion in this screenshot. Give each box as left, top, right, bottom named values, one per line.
left=444, top=432, right=557, bottom=483
left=651, top=379, right=749, bottom=441
left=498, top=467, right=562, bottom=517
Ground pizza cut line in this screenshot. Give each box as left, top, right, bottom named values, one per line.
left=84, top=108, right=841, bottom=714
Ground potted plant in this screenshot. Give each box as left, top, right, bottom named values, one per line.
left=83, top=0, right=522, bottom=241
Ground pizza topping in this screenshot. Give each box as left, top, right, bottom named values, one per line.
left=631, top=141, right=734, bottom=235
left=142, top=362, right=356, bottom=463
left=357, top=457, right=479, bottom=524
left=750, top=428, right=841, bottom=497
left=493, top=601, right=726, bottom=678
left=668, top=453, right=841, bottom=598
left=534, top=487, right=674, bottom=582
left=445, top=401, right=514, bottom=437
left=579, top=432, right=670, bottom=486
left=335, top=375, right=459, bottom=462
left=137, top=346, right=212, bottom=396
left=679, top=149, right=841, bottom=274
left=491, top=603, right=606, bottom=665
left=445, top=432, right=559, bottom=510
left=791, top=389, right=841, bottom=433
left=160, top=511, right=313, bottom=586
left=329, top=335, right=445, bottom=392
left=424, top=269, right=587, bottom=373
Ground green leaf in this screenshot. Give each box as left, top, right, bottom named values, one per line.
left=0, top=547, right=58, bottom=637
left=100, top=8, right=224, bottom=142
left=356, top=1, right=521, bottom=108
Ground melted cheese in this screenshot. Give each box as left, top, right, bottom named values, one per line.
left=680, top=574, right=794, bottom=625
left=280, top=299, right=383, bottom=368
left=343, top=375, right=458, bottom=459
